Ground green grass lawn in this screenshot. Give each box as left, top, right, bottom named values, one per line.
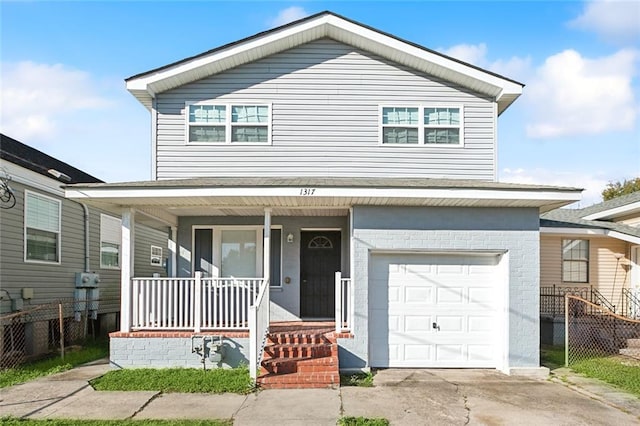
left=542, top=345, right=640, bottom=397
left=571, top=356, right=640, bottom=397
left=0, top=418, right=231, bottom=426
left=0, top=339, right=109, bottom=389
left=340, top=371, right=375, bottom=387
left=91, top=367, right=253, bottom=394
left=338, top=417, right=389, bottom=426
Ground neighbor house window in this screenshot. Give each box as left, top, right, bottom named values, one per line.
left=380, top=105, right=463, bottom=145
left=562, top=239, right=589, bottom=283
left=151, top=245, right=163, bottom=266
left=24, top=190, right=61, bottom=263
left=100, top=214, right=121, bottom=269
left=187, top=103, right=270, bottom=143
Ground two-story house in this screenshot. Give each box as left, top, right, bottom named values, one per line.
left=65, top=12, right=581, bottom=387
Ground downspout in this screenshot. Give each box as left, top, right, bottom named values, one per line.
left=68, top=198, right=91, bottom=272
left=81, top=202, right=90, bottom=272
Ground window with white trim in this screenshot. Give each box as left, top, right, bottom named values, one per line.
left=192, top=226, right=282, bottom=287
left=151, top=245, right=163, bottom=266
left=100, top=214, right=121, bottom=269
left=24, top=191, right=61, bottom=263
left=562, top=239, right=589, bottom=283
left=187, top=103, right=270, bottom=144
left=380, top=105, right=463, bottom=145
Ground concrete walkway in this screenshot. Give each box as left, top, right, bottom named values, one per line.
left=1, top=359, right=639, bottom=425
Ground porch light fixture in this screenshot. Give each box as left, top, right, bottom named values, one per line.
left=287, top=233, right=294, bottom=243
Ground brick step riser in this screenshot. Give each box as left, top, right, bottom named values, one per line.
left=261, top=358, right=337, bottom=375
left=258, top=373, right=339, bottom=385
left=267, top=335, right=330, bottom=345
left=263, top=346, right=333, bottom=359
left=259, top=382, right=336, bottom=389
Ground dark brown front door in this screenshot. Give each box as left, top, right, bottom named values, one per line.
left=300, top=231, right=341, bottom=318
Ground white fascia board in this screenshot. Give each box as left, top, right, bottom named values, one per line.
left=326, top=16, right=522, bottom=99
left=127, top=14, right=521, bottom=102
left=583, top=201, right=640, bottom=220
left=66, top=185, right=580, bottom=204
left=540, top=226, right=640, bottom=245
left=126, top=16, right=330, bottom=94
left=0, top=158, right=65, bottom=196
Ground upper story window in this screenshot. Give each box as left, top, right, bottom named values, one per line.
left=187, top=103, right=271, bottom=144
left=562, top=239, right=589, bottom=283
left=100, top=214, right=121, bottom=269
left=24, top=190, right=61, bottom=263
left=380, top=105, right=463, bottom=146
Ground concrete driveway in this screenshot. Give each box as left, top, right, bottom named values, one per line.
left=341, top=368, right=640, bottom=425
left=1, top=360, right=639, bottom=425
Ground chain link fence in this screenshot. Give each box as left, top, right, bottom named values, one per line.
left=0, top=298, right=119, bottom=370
left=566, top=295, right=640, bottom=369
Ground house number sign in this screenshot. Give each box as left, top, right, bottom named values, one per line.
left=299, top=188, right=316, bottom=195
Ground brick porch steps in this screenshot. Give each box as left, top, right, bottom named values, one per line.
left=257, top=327, right=339, bottom=389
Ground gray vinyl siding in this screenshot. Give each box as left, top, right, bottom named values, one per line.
left=154, top=39, right=496, bottom=180
left=0, top=180, right=168, bottom=316
left=133, top=224, right=169, bottom=278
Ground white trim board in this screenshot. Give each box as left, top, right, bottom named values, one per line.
left=540, top=227, right=640, bottom=245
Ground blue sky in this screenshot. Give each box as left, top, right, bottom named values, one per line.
left=2, top=0, right=639, bottom=206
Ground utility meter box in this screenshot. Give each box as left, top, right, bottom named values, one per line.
left=75, top=272, right=100, bottom=288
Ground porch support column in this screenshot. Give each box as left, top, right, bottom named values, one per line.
left=120, top=208, right=135, bottom=332
left=263, top=208, right=271, bottom=282
left=169, top=226, right=177, bottom=277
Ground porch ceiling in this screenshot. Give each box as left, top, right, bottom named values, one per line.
left=65, top=177, right=582, bottom=228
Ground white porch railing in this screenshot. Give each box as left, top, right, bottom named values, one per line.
left=335, top=272, right=353, bottom=333
left=249, top=278, right=270, bottom=382
left=131, top=272, right=265, bottom=331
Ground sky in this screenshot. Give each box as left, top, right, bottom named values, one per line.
left=1, top=0, right=639, bottom=206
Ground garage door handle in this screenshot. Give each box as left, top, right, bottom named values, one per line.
left=432, top=322, right=440, bottom=331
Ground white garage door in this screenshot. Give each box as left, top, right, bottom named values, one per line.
left=369, top=253, right=501, bottom=368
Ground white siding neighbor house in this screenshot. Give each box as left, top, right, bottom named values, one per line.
left=65, top=12, right=581, bottom=387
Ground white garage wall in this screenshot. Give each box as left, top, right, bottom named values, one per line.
left=339, top=206, right=540, bottom=374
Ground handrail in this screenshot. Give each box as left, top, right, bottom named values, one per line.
left=590, top=287, right=616, bottom=313
left=622, top=288, right=640, bottom=319
left=249, top=278, right=270, bottom=382
left=566, top=295, right=640, bottom=324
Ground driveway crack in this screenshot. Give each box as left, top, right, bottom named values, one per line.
left=128, top=391, right=161, bottom=419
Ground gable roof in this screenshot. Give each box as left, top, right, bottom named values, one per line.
left=579, top=191, right=640, bottom=221
left=0, top=134, right=103, bottom=184
left=126, top=11, right=524, bottom=114
left=540, top=194, right=640, bottom=244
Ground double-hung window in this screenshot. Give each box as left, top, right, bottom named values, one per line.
left=187, top=103, right=270, bottom=144
left=562, top=239, right=589, bottom=283
left=24, top=190, right=61, bottom=263
left=100, top=214, right=121, bottom=269
left=381, top=105, right=463, bottom=145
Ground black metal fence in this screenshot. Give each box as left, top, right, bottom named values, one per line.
left=0, top=298, right=118, bottom=370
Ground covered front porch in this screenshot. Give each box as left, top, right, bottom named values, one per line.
left=99, top=203, right=355, bottom=380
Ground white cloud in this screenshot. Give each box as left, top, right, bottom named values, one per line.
left=439, top=43, right=532, bottom=82
left=268, top=6, right=309, bottom=28
left=0, top=61, right=113, bottom=140
left=441, top=43, right=488, bottom=65
left=569, top=0, right=640, bottom=43
left=500, top=167, right=611, bottom=207
left=525, top=49, right=638, bottom=138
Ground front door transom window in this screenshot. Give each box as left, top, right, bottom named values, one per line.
left=308, top=236, right=333, bottom=249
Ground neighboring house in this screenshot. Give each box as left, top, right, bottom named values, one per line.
left=65, top=12, right=581, bottom=383
left=0, top=134, right=168, bottom=363
left=540, top=192, right=640, bottom=321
